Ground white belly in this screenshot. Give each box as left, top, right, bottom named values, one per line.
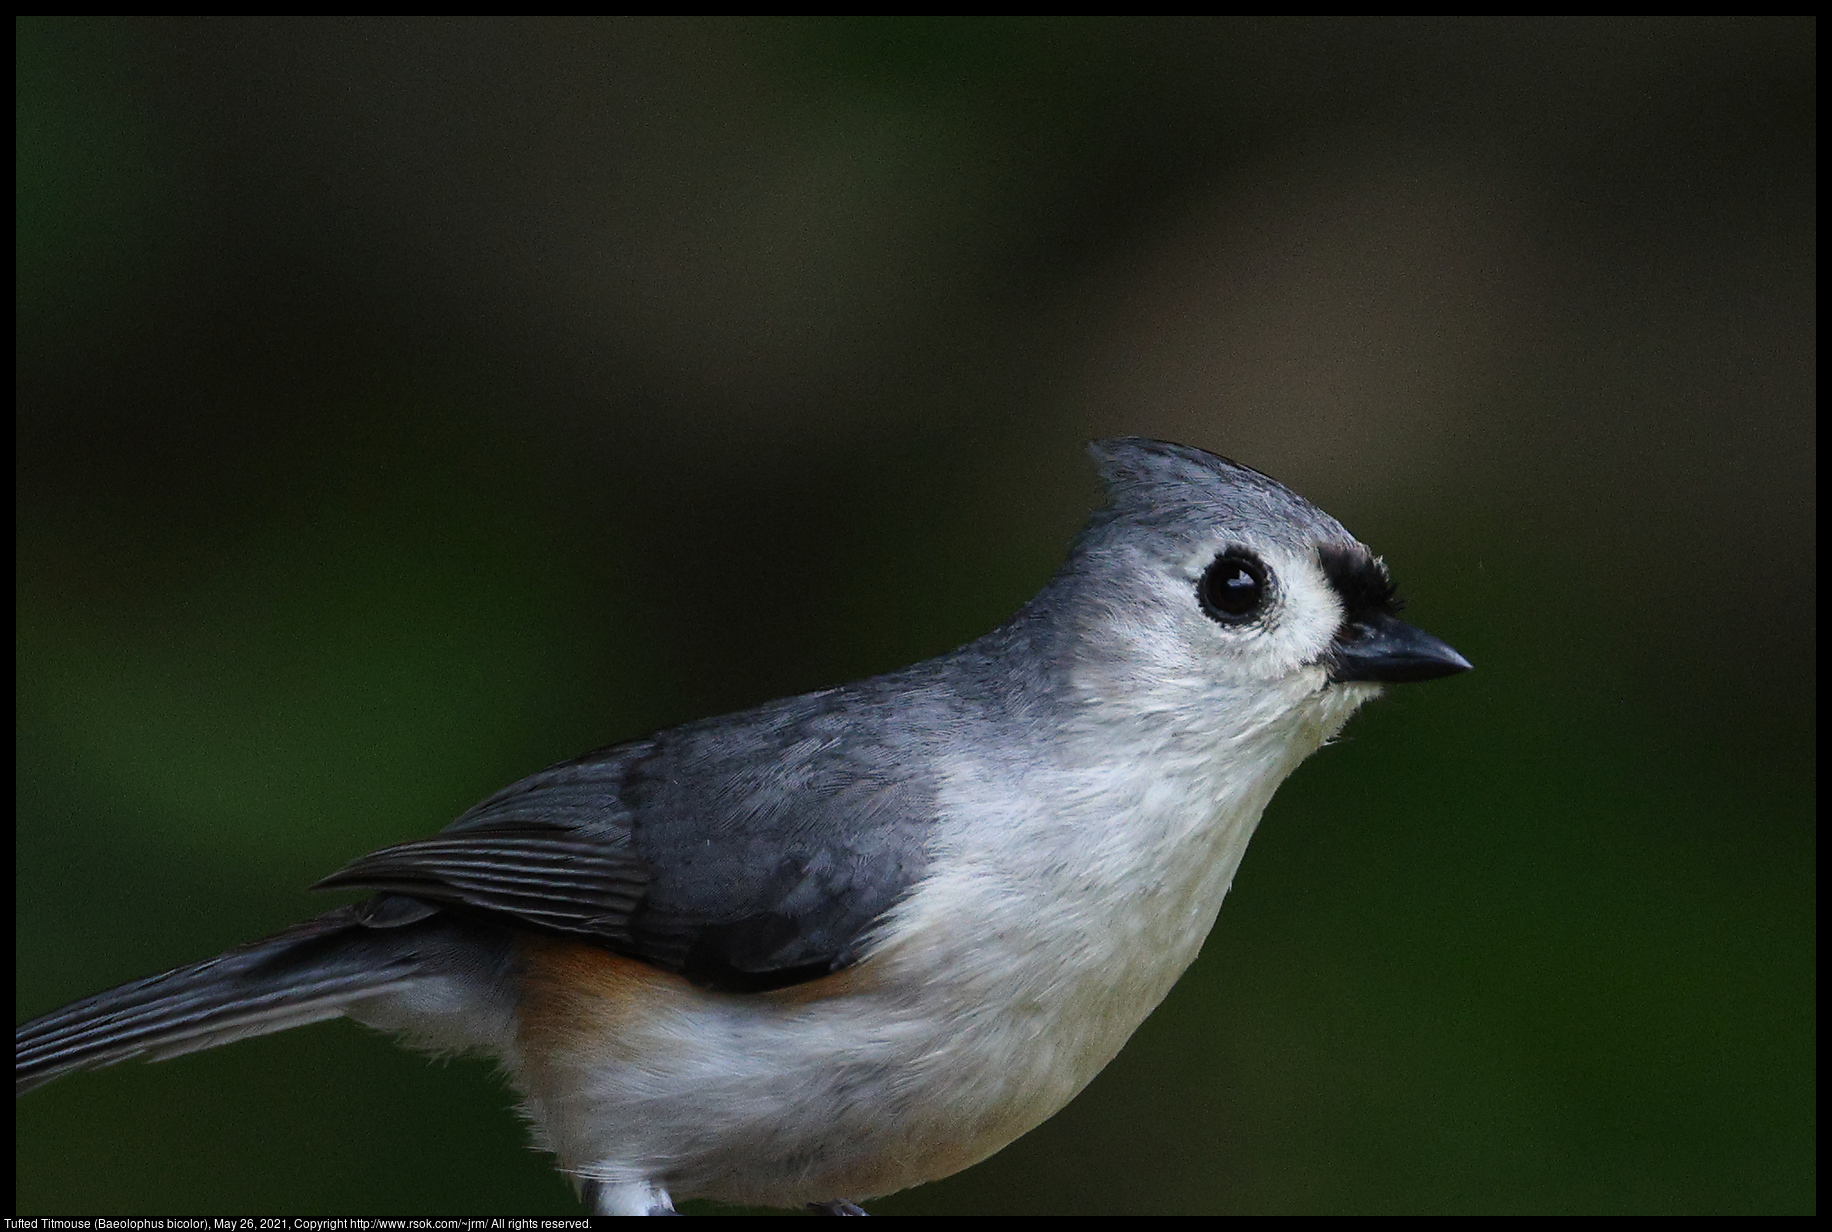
left=514, top=682, right=1369, bottom=1207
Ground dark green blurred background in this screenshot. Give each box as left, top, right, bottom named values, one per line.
left=16, top=17, right=1814, bottom=1215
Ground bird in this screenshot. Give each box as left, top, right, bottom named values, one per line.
left=16, top=437, right=1471, bottom=1215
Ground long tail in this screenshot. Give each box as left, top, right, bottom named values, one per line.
left=16, top=903, right=470, bottom=1096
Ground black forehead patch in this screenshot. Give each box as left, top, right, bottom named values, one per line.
left=1317, top=544, right=1403, bottom=621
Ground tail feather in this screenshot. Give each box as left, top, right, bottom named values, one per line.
left=16, top=907, right=426, bottom=1096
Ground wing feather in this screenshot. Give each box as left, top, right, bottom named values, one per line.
left=315, top=826, right=648, bottom=940
left=314, top=685, right=946, bottom=993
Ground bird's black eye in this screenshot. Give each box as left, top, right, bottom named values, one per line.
left=1198, top=551, right=1269, bottom=623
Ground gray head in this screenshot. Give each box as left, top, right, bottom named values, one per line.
left=1031, top=438, right=1468, bottom=716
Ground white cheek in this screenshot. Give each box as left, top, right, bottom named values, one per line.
left=1078, top=543, right=1355, bottom=714
left=1174, top=547, right=1344, bottom=678
left=1266, top=553, right=1346, bottom=666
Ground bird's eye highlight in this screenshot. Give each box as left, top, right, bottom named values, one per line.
left=1199, top=551, right=1268, bottom=622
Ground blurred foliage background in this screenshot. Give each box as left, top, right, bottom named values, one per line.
left=16, top=17, right=1814, bottom=1215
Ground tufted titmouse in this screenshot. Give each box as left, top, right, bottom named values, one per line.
left=17, top=438, right=1469, bottom=1215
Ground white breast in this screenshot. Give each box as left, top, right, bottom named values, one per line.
left=525, top=675, right=1374, bottom=1208
left=846, top=671, right=1374, bottom=1187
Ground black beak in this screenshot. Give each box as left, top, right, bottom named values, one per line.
left=1327, top=611, right=1472, bottom=684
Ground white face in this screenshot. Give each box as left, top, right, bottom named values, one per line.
left=1065, top=530, right=1385, bottom=744
left=1172, top=537, right=1350, bottom=680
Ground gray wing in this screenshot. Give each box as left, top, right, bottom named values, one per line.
left=317, top=685, right=942, bottom=993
